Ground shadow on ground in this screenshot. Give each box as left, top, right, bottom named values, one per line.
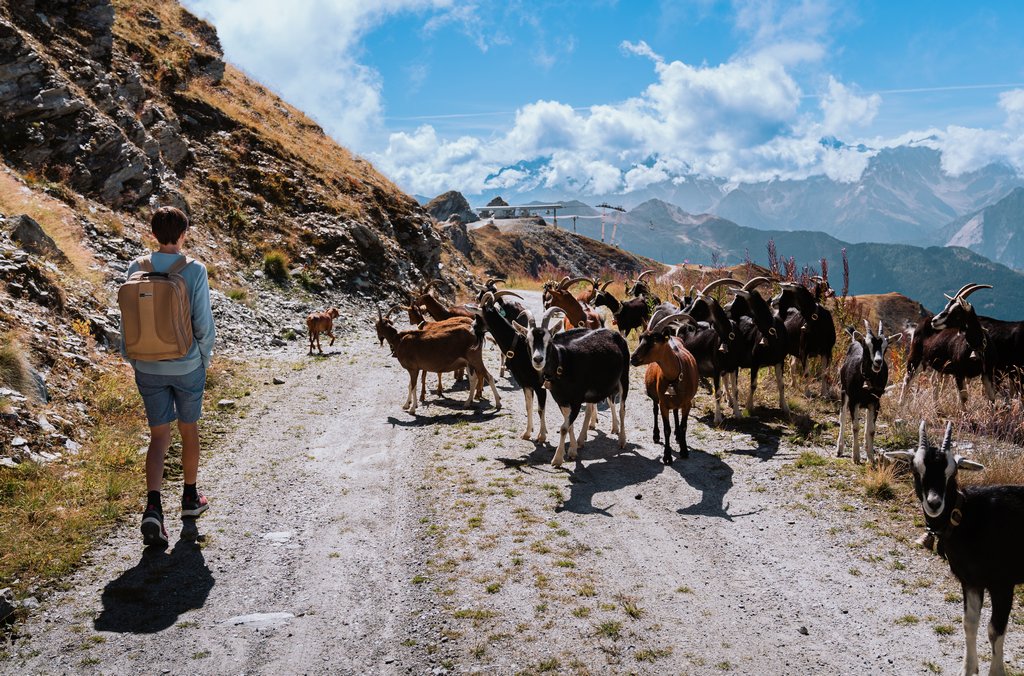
left=94, top=539, right=214, bottom=634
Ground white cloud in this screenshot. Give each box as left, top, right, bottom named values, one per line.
left=820, top=77, right=881, bottom=135
left=182, top=0, right=457, bottom=150
left=999, top=89, right=1024, bottom=130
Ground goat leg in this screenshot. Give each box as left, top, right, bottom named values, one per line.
left=851, top=404, right=861, bottom=465
left=988, top=585, right=1013, bottom=676
left=405, top=370, right=419, bottom=413
left=775, top=363, right=791, bottom=420
left=522, top=387, right=535, bottom=440
left=552, top=406, right=572, bottom=467
left=617, top=391, right=626, bottom=449
left=962, top=585, right=983, bottom=676
left=660, top=402, right=673, bottom=465
left=675, top=406, right=689, bottom=459
left=536, top=390, right=548, bottom=444
left=747, top=368, right=757, bottom=415
left=712, top=373, right=723, bottom=426
left=577, top=405, right=593, bottom=450
left=835, top=397, right=846, bottom=457
left=651, top=398, right=661, bottom=443
left=864, top=404, right=877, bottom=466
left=608, top=396, right=620, bottom=435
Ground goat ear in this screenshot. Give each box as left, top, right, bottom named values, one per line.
left=883, top=450, right=916, bottom=464
left=513, top=321, right=530, bottom=338
left=955, top=457, right=985, bottom=472
left=887, top=333, right=903, bottom=343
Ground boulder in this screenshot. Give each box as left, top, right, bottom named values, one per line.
left=424, top=191, right=477, bottom=225
left=11, top=215, right=68, bottom=265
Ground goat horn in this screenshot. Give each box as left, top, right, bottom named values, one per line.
left=385, top=304, right=404, bottom=319
left=878, top=320, right=883, bottom=337
left=540, top=306, right=565, bottom=330
left=863, top=318, right=873, bottom=337
left=484, top=277, right=506, bottom=287
left=742, top=276, right=772, bottom=292
left=637, top=269, right=655, bottom=283
left=562, top=276, right=592, bottom=290
left=671, top=284, right=684, bottom=295
left=600, top=279, right=614, bottom=292
left=557, top=275, right=570, bottom=289
left=649, top=311, right=694, bottom=335
left=941, top=421, right=954, bottom=456
left=494, top=290, right=524, bottom=301
left=700, top=278, right=744, bottom=296
left=958, top=283, right=992, bottom=301
left=427, top=279, right=445, bottom=292
left=481, top=291, right=496, bottom=306
left=950, top=283, right=974, bottom=299
left=918, top=420, right=929, bottom=453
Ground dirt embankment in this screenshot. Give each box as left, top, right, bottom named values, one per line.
left=4, top=297, right=1014, bottom=675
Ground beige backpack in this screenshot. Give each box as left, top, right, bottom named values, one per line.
left=118, top=255, right=194, bottom=361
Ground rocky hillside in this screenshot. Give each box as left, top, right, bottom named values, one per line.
left=0, top=0, right=480, bottom=465
left=942, top=187, right=1024, bottom=271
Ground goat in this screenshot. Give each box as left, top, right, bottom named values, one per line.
left=929, top=283, right=1024, bottom=399
left=630, top=308, right=699, bottom=464
left=390, top=303, right=465, bottom=402
left=626, top=269, right=661, bottom=304
left=728, top=277, right=791, bottom=419
left=479, top=290, right=549, bottom=443
left=774, top=281, right=837, bottom=396
left=545, top=277, right=604, bottom=330
left=671, top=283, right=695, bottom=309
left=902, top=283, right=994, bottom=406
left=411, top=279, right=477, bottom=322
left=592, top=279, right=651, bottom=338
left=514, top=308, right=629, bottom=467
left=836, top=320, right=901, bottom=465
left=886, top=422, right=1024, bottom=676
left=679, top=278, right=745, bottom=424
left=306, top=307, right=340, bottom=354
left=375, top=308, right=500, bottom=415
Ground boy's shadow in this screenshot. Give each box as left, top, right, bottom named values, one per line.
left=94, top=539, right=214, bottom=634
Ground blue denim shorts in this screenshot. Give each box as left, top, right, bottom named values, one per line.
left=134, top=366, right=207, bottom=427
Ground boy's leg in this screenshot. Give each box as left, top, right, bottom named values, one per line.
left=178, top=421, right=199, bottom=486
left=145, top=424, right=172, bottom=491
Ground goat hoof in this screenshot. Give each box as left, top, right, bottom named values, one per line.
left=662, top=455, right=673, bottom=466
left=536, top=435, right=547, bottom=445
left=521, top=431, right=531, bottom=440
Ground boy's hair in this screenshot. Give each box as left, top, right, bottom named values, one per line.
left=151, top=206, right=189, bottom=245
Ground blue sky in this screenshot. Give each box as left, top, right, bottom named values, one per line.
left=182, top=0, right=1024, bottom=197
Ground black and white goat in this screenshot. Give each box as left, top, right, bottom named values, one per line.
left=775, top=280, right=837, bottom=396
left=478, top=291, right=548, bottom=443
left=514, top=308, right=630, bottom=467
left=886, top=422, right=1024, bottom=676
left=836, top=320, right=901, bottom=465
left=592, top=280, right=652, bottom=337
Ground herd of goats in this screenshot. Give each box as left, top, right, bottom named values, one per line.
left=363, top=271, right=1024, bottom=675
left=365, top=271, right=1023, bottom=467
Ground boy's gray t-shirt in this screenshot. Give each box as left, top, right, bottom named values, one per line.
left=120, top=252, right=216, bottom=375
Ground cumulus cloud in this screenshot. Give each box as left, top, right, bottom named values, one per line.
left=820, top=77, right=881, bottom=135
left=182, top=0, right=457, bottom=150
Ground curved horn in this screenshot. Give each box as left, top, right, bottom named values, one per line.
left=918, top=420, right=929, bottom=453
left=427, top=279, right=445, bottom=293
left=600, top=279, right=614, bottom=293
left=494, top=290, right=524, bottom=301
left=481, top=291, right=496, bottom=307
left=940, top=421, right=954, bottom=455
left=742, top=276, right=772, bottom=292
left=950, top=283, right=974, bottom=299
left=649, top=311, right=695, bottom=335
left=636, top=269, right=655, bottom=284
left=557, top=275, right=570, bottom=289
left=540, top=306, right=565, bottom=330
left=671, top=284, right=684, bottom=296
left=700, top=277, right=744, bottom=296
left=385, top=304, right=404, bottom=319
left=958, top=283, right=992, bottom=301
left=562, top=276, right=593, bottom=290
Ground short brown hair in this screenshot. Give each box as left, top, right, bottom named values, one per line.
left=151, top=206, right=189, bottom=245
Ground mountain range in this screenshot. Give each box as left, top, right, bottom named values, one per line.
left=464, top=144, right=1024, bottom=253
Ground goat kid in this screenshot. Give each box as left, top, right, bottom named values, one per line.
left=886, top=422, right=1024, bottom=676
left=630, top=309, right=699, bottom=464
left=306, top=307, right=340, bottom=354
left=836, top=320, right=901, bottom=465
left=515, top=308, right=629, bottom=467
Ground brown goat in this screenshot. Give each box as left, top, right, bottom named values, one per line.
left=546, top=277, right=604, bottom=330
left=629, top=310, right=699, bottom=465
left=306, top=307, right=340, bottom=354
left=375, top=310, right=500, bottom=415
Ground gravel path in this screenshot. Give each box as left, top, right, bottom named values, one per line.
left=4, top=293, right=1018, bottom=674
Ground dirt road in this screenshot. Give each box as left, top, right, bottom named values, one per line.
left=4, top=294, right=1014, bottom=674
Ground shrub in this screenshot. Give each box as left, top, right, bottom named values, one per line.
left=262, top=250, right=290, bottom=283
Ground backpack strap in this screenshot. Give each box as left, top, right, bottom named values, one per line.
left=166, top=255, right=191, bottom=275
left=137, top=255, right=154, bottom=273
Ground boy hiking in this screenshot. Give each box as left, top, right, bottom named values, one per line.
left=119, top=206, right=215, bottom=547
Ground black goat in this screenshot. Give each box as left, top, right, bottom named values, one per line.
left=479, top=291, right=548, bottom=443
left=728, top=277, right=791, bottom=419
left=515, top=308, right=630, bottom=467
left=593, top=280, right=652, bottom=338
left=775, top=281, right=837, bottom=396
left=931, top=283, right=1024, bottom=398
left=680, top=278, right=745, bottom=424
left=886, top=422, right=1024, bottom=676
left=836, top=320, right=901, bottom=465
left=901, top=283, right=994, bottom=406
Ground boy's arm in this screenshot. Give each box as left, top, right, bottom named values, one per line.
left=191, top=263, right=216, bottom=368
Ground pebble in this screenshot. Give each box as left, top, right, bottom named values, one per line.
left=217, top=399, right=236, bottom=409
left=273, top=377, right=286, bottom=385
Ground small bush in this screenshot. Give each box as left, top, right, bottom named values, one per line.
left=262, top=250, right=290, bottom=283
left=863, top=462, right=899, bottom=501
left=226, top=287, right=248, bottom=302
left=0, top=334, right=32, bottom=395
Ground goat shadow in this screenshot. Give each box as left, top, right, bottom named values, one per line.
left=666, top=449, right=758, bottom=521
left=697, top=410, right=784, bottom=463
left=93, top=539, right=213, bottom=634
left=558, top=435, right=663, bottom=517
left=386, top=406, right=503, bottom=428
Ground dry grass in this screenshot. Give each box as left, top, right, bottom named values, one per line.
left=0, top=172, right=101, bottom=282
left=0, top=332, right=33, bottom=396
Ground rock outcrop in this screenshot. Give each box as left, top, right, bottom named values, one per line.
left=424, top=191, right=477, bottom=225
